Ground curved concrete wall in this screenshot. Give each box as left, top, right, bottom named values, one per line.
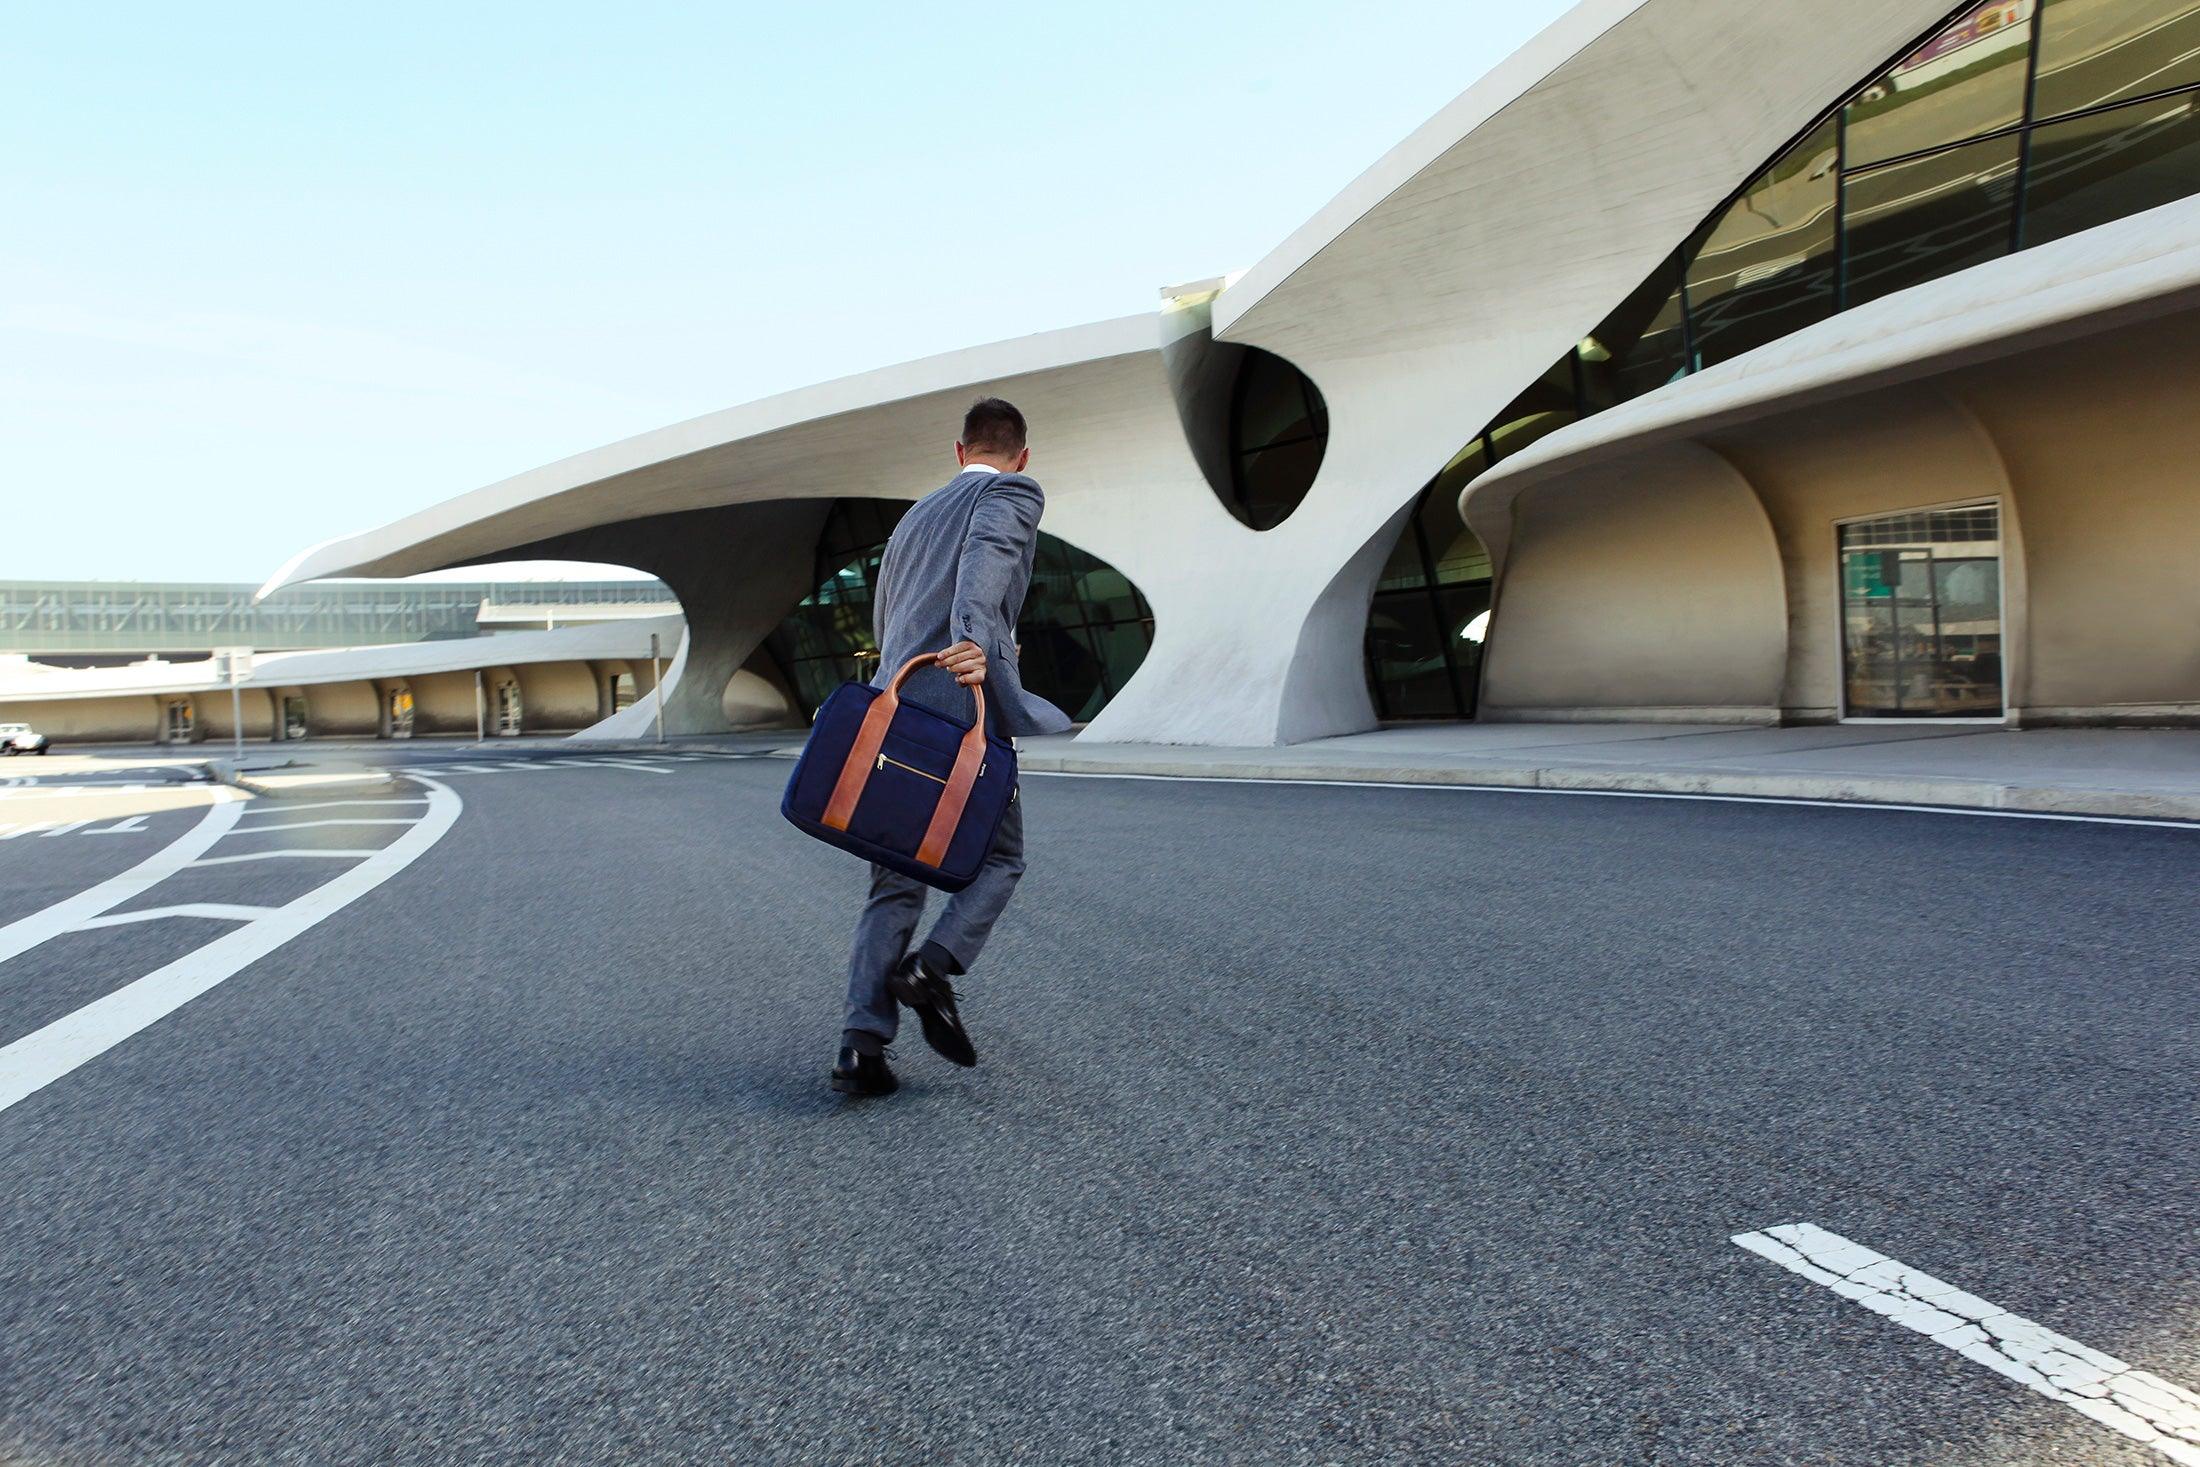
left=0, top=696, right=161, bottom=744
left=191, top=687, right=276, bottom=742
left=1482, top=442, right=1786, bottom=721
left=408, top=670, right=483, bottom=737
left=1468, top=288, right=2200, bottom=725
left=300, top=679, right=381, bottom=738
left=1946, top=309, right=2200, bottom=722
left=510, top=660, right=600, bottom=732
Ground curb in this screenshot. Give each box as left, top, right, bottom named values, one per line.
left=209, top=758, right=396, bottom=800
left=1016, top=753, right=2200, bottom=824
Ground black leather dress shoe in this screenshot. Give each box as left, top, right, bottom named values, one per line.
left=887, top=957, right=977, bottom=1068
left=830, top=1045, right=899, bottom=1096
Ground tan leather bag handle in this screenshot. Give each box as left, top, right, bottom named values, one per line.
left=820, top=649, right=989, bottom=869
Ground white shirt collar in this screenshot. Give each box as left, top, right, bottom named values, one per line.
left=957, top=461, right=1007, bottom=478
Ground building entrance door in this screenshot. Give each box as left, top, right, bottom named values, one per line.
left=163, top=700, right=194, bottom=743
left=388, top=688, right=415, bottom=739
left=495, top=680, right=523, bottom=736
left=1838, top=503, right=2004, bottom=719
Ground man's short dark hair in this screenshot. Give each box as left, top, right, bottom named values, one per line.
left=962, top=397, right=1027, bottom=456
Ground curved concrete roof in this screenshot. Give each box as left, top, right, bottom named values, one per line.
left=1459, top=195, right=2200, bottom=565
left=1210, top=0, right=1947, bottom=363
left=262, top=315, right=1158, bottom=595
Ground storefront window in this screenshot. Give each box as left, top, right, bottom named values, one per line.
left=1838, top=504, right=2004, bottom=717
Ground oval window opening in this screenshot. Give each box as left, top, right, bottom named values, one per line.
left=1224, top=348, right=1328, bottom=530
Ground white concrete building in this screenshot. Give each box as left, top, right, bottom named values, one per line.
left=267, top=0, right=2200, bottom=743
left=0, top=618, right=680, bottom=745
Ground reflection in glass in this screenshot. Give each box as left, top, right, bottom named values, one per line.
left=1688, top=118, right=1840, bottom=368
left=2022, top=90, right=2200, bottom=243
left=1838, top=504, right=2004, bottom=717
left=1580, top=251, right=1693, bottom=407
left=1843, top=133, right=2021, bottom=306
left=1365, top=594, right=1456, bottom=718
left=1421, top=477, right=1494, bottom=586
left=1845, top=1, right=2034, bottom=169
left=2035, top=0, right=2200, bottom=120
left=763, top=499, right=1155, bottom=725
left=1226, top=349, right=1328, bottom=530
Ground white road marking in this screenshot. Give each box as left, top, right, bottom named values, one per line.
left=0, top=777, right=461, bottom=1116
left=225, top=818, right=421, bottom=833
left=91, top=816, right=150, bottom=835
left=1735, top=1223, right=2200, bottom=1463
left=187, top=849, right=383, bottom=867
left=72, top=903, right=283, bottom=930
left=1023, top=770, right=2200, bottom=831
left=0, top=792, right=244, bottom=966
left=37, top=821, right=93, bottom=838
left=234, top=798, right=428, bottom=816
left=576, top=758, right=672, bottom=774
left=0, top=822, right=55, bottom=839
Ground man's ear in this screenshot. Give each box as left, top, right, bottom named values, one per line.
left=1012, top=446, right=1031, bottom=473
left=954, top=440, right=970, bottom=467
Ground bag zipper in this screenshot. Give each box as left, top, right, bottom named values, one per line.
left=876, top=753, right=947, bottom=785
left=875, top=753, right=988, bottom=784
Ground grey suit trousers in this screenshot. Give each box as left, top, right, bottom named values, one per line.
left=842, top=796, right=1025, bottom=1044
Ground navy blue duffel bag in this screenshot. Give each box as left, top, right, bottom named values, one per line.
left=780, top=650, right=1018, bottom=893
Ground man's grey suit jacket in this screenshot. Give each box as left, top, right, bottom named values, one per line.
left=869, top=467, right=1073, bottom=739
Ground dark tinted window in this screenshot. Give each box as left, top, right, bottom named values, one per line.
left=1688, top=118, right=1840, bottom=368
left=2023, top=90, right=2200, bottom=243
left=1844, top=133, right=2021, bottom=306
left=1844, top=1, right=2033, bottom=168
left=1225, top=350, right=1328, bottom=530
left=2034, top=0, right=2200, bottom=120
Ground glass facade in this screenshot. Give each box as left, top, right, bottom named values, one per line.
left=1223, top=348, right=1329, bottom=530
left=1364, top=0, right=2200, bottom=719
left=763, top=499, right=1157, bottom=725
left=1838, top=503, right=2005, bottom=716
left=0, top=578, right=677, bottom=660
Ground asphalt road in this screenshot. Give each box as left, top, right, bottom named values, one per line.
left=1, top=748, right=2193, bottom=1465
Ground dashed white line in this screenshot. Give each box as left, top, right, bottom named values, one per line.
left=0, top=777, right=461, bottom=1116
left=1735, top=1223, right=2200, bottom=1463
left=235, top=798, right=429, bottom=817
left=186, top=849, right=384, bottom=867
left=72, top=903, right=284, bottom=930
left=225, top=818, right=421, bottom=834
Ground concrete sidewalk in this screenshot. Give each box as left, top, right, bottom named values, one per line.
left=1014, top=723, right=2200, bottom=823
left=36, top=723, right=2200, bottom=822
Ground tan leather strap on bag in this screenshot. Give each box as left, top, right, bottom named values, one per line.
left=821, top=649, right=989, bottom=870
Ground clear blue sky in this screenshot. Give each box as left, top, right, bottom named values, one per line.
left=2, top=2, right=1574, bottom=582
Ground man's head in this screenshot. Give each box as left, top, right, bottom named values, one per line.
left=957, top=397, right=1029, bottom=473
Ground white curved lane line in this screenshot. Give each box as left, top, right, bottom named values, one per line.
left=235, top=798, right=428, bottom=817
left=187, top=849, right=383, bottom=867
left=0, top=790, right=244, bottom=967
left=225, top=818, right=422, bottom=833
left=72, top=903, right=283, bottom=930
left=0, top=776, right=461, bottom=1116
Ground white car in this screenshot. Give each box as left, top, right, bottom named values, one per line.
left=0, top=722, right=51, bottom=755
